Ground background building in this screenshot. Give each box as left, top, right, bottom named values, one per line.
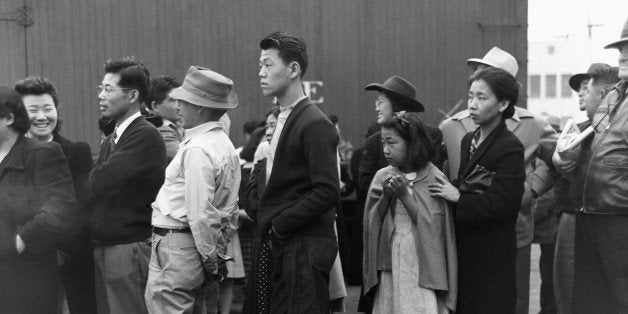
left=0, top=0, right=527, bottom=150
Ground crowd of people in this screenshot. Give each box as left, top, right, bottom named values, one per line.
left=0, top=17, right=627, bottom=314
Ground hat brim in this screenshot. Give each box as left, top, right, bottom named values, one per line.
left=568, top=73, right=591, bottom=92
left=169, top=87, right=238, bottom=109
left=466, top=58, right=496, bottom=69
left=364, top=83, right=425, bottom=112
left=604, top=37, right=628, bottom=49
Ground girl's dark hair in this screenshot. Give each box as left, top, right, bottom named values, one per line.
left=0, top=87, right=30, bottom=134
left=266, top=106, right=280, bottom=119
left=469, top=67, right=518, bottom=120
left=381, top=112, right=435, bottom=170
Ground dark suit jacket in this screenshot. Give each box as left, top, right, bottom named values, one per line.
left=454, top=122, right=525, bottom=313
left=245, top=99, right=340, bottom=239
left=88, top=116, right=166, bottom=245
left=54, top=133, right=93, bottom=207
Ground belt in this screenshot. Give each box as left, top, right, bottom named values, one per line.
left=153, top=226, right=191, bottom=236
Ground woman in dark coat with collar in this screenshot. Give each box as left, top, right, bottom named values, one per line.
left=15, top=77, right=95, bottom=313
left=0, top=87, right=79, bottom=313
left=429, top=67, right=525, bottom=314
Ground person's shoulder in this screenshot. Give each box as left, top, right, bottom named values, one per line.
left=439, top=110, right=470, bottom=129
left=54, top=134, right=91, bottom=151
left=365, top=130, right=382, bottom=144
left=497, top=127, right=525, bottom=152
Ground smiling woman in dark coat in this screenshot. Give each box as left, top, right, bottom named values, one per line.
left=0, top=87, right=78, bottom=313
left=429, top=67, right=525, bottom=314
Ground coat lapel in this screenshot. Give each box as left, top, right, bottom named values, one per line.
left=459, top=122, right=505, bottom=180
left=0, top=136, right=26, bottom=181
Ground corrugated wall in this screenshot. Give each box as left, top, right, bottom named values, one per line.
left=1, top=0, right=527, bottom=151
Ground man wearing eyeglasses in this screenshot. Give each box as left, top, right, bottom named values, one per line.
left=87, top=57, right=166, bottom=314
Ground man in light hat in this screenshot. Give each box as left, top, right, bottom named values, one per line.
left=439, top=46, right=557, bottom=314
left=553, top=16, right=628, bottom=314
left=145, top=66, right=241, bottom=313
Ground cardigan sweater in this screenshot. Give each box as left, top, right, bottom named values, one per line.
left=245, top=99, right=339, bottom=238
left=88, top=116, right=166, bottom=245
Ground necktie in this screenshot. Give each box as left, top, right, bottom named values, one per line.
left=109, top=128, right=118, bottom=153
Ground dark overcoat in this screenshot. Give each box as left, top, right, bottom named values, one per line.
left=454, top=122, right=525, bottom=314
left=0, top=136, right=78, bottom=313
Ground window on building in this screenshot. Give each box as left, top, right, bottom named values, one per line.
left=529, top=75, right=541, bottom=98
left=561, top=74, right=572, bottom=98
left=546, top=74, right=557, bottom=98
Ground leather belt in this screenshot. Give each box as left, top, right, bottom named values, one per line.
left=153, top=226, right=191, bottom=236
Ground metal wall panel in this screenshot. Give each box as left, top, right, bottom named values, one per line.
left=13, top=0, right=527, bottom=151
left=0, top=0, right=28, bottom=88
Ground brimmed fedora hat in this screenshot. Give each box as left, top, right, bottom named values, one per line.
left=169, top=66, right=238, bottom=109
left=467, top=47, right=519, bottom=77
left=604, top=17, right=628, bottom=49
left=364, top=75, right=425, bottom=112
left=568, top=63, right=611, bottom=92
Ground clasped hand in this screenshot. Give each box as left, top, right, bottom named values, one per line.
left=383, top=173, right=409, bottom=198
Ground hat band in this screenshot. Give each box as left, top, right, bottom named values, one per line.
left=183, top=81, right=230, bottom=103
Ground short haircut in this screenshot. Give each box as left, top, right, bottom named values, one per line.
left=380, top=112, right=435, bottom=170
left=104, top=57, right=150, bottom=104
left=469, top=67, right=519, bottom=120
left=0, top=87, right=30, bottom=134
left=146, top=75, right=181, bottom=110
left=590, top=66, right=620, bottom=87
left=14, top=77, right=60, bottom=108
left=260, top=31, right=308, bottom=78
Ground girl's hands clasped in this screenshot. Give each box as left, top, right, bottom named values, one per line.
left=428, top=173, right=460, bottom=203
left=383, top=173, right=409, bottom=198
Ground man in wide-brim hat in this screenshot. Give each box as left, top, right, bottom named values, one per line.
left=145, top=66, right=241, bottom=313
left=562, top=16, right=628, bottom=314
left=569, top=63, right=612, bottom=111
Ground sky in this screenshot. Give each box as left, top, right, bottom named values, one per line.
left=529, top=0, right=627, bottom=63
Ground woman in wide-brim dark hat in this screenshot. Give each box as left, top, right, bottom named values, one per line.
left=357, top=75, right=447, bottom=312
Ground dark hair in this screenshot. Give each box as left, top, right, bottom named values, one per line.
left=0, top=87, right=30, bottom=134
left=14, top=77, right=60, bottom=108
left=260, top=31, right=308, bottom=78
left=243, top=118, right=264, bottom=136
left=266, top=106, right=281, bottom=119
left=14, top=76, right=63, bottom=133
left=104, top=57, right=150, bottom=104
left=380, top=112, right=435, bottom=170
left=240, top=127, right=266, bottom=162
left=590, top=66, right=620, bottom=87
left=469, top=67, right=518, bottom=120
left=146, top=75, right=181, bottom=110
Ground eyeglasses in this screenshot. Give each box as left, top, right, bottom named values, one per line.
left=97, top=84, right=134, bottom=96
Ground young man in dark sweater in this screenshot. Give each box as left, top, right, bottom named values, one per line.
left=243, top=31, right=340, bottom=313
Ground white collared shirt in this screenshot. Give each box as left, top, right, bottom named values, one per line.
left=114, top=111, right=142, bottom=144
left=151, top=121, right=241, bottom=262
left=266, top=95, right=307, bottom=183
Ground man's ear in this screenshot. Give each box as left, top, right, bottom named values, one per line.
left=128, top=89, right=140, bottom=104
left=289, top=61, right=301, bottom=79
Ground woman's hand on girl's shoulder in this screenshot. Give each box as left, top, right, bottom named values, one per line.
left=428, top=173, right=460, bottom=203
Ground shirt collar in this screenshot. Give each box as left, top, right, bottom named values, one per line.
left=279, top=95, right=307, bottom=113
left=182, top=121, right=224, bottom=144
left=115, top=111, right=142, bottom=140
